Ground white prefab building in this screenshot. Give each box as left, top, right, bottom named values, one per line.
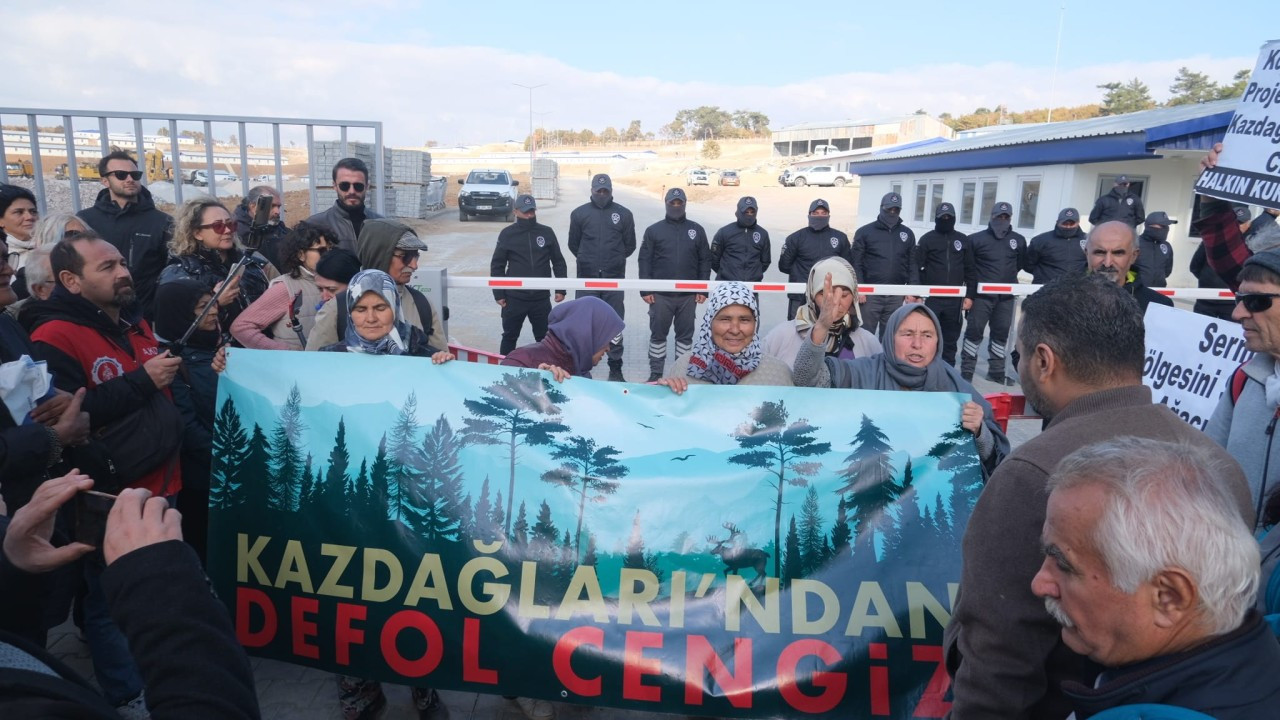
left=844, top=100, right=1238, bottom=287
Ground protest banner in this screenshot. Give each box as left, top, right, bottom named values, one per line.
left=1193, top=39, right=1280, bottom=211
left=209, top=349, right=981, bottom=719
left=1143, top=303, right=1253, bottom=429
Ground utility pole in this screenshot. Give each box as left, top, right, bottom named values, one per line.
left=1047, top=4, right=1066, bottom=123
left=513, top=83, right=546, bottom=172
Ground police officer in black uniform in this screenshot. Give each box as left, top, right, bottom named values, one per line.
left=910, top=202, right=975, bottom=367
left=778, top=199, right=852, bottom=320
left=962, top=201, right=1026, bottom=385
left=710, top=196, right=771, bottom=283
left=852, top=191, right=916, bottom=338
left=1134, top=211, right=1176, bottom=288
left=568, top=174, right=637, bottom=381
left=490, top=194, right=568, bottom=355
left=1088, top=174, right=1145, bottom=228
left=1025, top=207, right=1087, bottom=284
left=639, top=188, right=711, bottom=381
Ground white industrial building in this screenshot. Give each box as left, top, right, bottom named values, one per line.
left=771, top=115, right=955, bottom=158
left=844, top=100, right=1237, bottom=287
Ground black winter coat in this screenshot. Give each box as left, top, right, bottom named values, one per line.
left=638, top=216, right=711, bottom=296
left=911, top=229, right=977, bottom=298
left=568, top=200, right=636, bottom=278
left=1088, top=188, right=1145, bottom=227
left=0, top=314, right=54, bottom=511
left=852, top=217, right=915, bottom=285
left=1134, top=231, right=1174, bottom=288
left=1026, top=228, right=1087, bottom=284
left=76, top=187, right=173, bottom=321
left=157, top=248, right=271, bottom=333
left=490, top=219, right=568, bottom=302
left=970, top=226, right=1027, bottom=286
left=778, top=227, right=852, bottom=301
left=710, top=221, right=771, bottom=282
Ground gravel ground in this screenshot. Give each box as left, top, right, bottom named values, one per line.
left=5, top=176, right=102, bottom=214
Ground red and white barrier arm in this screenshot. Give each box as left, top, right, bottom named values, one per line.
left=447, top=277, right=1237, bottom=300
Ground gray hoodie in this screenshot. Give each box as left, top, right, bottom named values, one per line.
left=1207, top=352, right=1280, bottom=528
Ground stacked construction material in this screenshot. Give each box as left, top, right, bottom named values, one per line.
left=531, top=157, right=558, bottom=201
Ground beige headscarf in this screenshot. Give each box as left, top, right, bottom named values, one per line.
left=793, top=256, right=862, bottom=354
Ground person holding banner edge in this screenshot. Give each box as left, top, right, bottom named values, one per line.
left=657, top=281, right=793, bottom=392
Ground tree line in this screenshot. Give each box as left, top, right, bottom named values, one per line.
left=524, top=106, right=771, bottom=150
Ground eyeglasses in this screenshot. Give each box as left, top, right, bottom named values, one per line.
left=198, top=219, right=237, bottom=234
left=307, top=245, right=331, bottom=255
left=1235, top=292, right=1280, bottom=313
left=393, top=250, right=419, bottom=263
left=337, top=181, right=366, bottom=193
left=105, top=170, right=143, bottom=181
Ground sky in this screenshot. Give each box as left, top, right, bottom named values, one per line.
left=3, top=1, right=1273, bottom=146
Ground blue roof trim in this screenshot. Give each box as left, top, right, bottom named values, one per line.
left=1149, top=128, right=1228, bottom=152
left=1144, top=110, right=1236, bottom=144
left=849, top=134, right=1152, bottom=176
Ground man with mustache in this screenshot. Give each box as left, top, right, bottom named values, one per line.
left=1085, top=220, right=1172, bottom=314
left=1031, top=438, right=1278, bottom=719
left=28, top=230, right=185, bottom=718
left=305, top=157, right=383, bottom=253
left=944, top=273, right=1253, bottom=720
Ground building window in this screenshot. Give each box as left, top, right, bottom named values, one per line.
left=890, top=181, right=903, bottom=197
left=914, top=182, right=928, bottom=222
left=960, top=180, right=976, bottom=224
left=979, top=179, right=999, bottom=223
left=1096, top=174, right=1149, bottom=205
left=931, top=181, right=946, bottom=219
left=1017, top=177, right=1041, bottom=229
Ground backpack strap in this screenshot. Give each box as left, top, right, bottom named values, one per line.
left=1230, top=364, right=1250, bottom=406
left=405, top=286, right=434, bottom=340
left=334, top=289, right=348, bottom=340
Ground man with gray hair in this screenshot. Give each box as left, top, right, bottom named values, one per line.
left=235, top=185, right=288, bottom=271
left=944, top=273, right=1254, bottom=720
left=1032, top=437, right=1280, bottom=718
left=1085, top=220, right=1172, bottom=314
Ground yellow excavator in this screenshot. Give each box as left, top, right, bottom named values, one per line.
left=5, top=159, right=34, bottom=178
left=54, top=162, right=100, bottom=181
left=145, top=149, right=173, bottom=182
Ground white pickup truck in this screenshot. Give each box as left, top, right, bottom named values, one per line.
left=780, top=165, right=854, bottom=188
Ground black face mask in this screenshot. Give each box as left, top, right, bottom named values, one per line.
left=736, top=211, right=756, bottom=227
left=809, top=215, right=829, bottom=232
left=1145, top=227, right=1169, bottom=243
left=990, top=218, right=1012, bottom=237
left=1055, top=224, right=1079, bottom=238
left=517, top=216, right=537, bottom=228
left=935, top=217, right=955, bottom=234
left=591, top=192, right=611, bottom=209
left=878, top=210, right=900, bottom=227
left=666, top=204, right=686, bottom=222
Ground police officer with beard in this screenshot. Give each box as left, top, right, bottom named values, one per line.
left=710, top=196, right=771, bottom=283
left=910, top=202, right=975, bottom=367
left=778, top=199, right=851, bottom=320
left=639, top=188, right=711, bottom=381
left=490, top=194, right=568, bottom=355
left=1025, top=207, right=1087, bottom=284
left=1134, top=211, right=1176, bottom=288
left=962, top=201, right=1026, bottom=385
left=852, top=192, right=916, bottom=337
left=568, top=173, right=636, bottom=381
left=1088, top=174, right=1145, bottom=228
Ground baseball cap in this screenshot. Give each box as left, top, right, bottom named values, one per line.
left=935, top=202, right=956, bottom=219
left=592, top=174, right=612, bottom=191
left=1143, top=211, right=1178, bottom=226
left=1057, top=208, right=1080, bottom=223
left=809, top=199, right=830, bottom=214
left=1235, top=206, right=1253, bottom=224
left=1115, top=175, right=1130, bottom=184
left=881, top=192, right=903, bottom=210
left=991, top=202, right=1013, bottom=219
left=665, top=187, right=687, bottom=204
left=515, top=194, right=536, bottom=212
left=739, top=196, right=758, bottom=211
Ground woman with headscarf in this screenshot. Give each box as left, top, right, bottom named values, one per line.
left=659, top=281, right=793, bottom=393
left=320, top=269, right=453, bottom=364
left=762, top=255, right=881, bottom=369
left=501, top=295, right=624, bottom=381
left=794, top=275, right=1009, bottom=470
left=152, top=277, right=226, bottom=563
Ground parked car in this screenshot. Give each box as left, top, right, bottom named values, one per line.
left=192, top=170, right=239, bottom=187
left=687, top=169, right=710, bottom=186
left=718, top=170, right=740, bottom=187
left=251, top=174, right=275, bottom=183
left=457, top=168, right=519, bottom=221
left=781, top=165, right=853, bottom=188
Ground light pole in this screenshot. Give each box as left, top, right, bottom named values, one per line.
left=534, top=111, right=553, bottom=149
left=513, top=83, right=546, bottom=172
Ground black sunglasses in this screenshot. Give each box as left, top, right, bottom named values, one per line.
left=337, top=181, right=366, bottom=192
left=1236, top=292, right=1280, bottom=313
left=106, top=170, right=143, bottom=181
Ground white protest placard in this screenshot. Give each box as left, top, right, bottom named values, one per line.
left=1194, top=39, right=1280, bottom=211
left=1143, top=303, right=1254, bottom=429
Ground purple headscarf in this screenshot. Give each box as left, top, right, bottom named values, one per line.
left=546, top=296, right=624, bottom=375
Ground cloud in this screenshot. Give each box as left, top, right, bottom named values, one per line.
left=5, top=4, right=1255, bottom=147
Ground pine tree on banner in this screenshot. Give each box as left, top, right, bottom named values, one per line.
left=729, top=400, right=831, bottom=577
left=318, top=419, right=351, bottom=511
left=298, top=453, right=315, bottom=512
left=368, top=434, right=393, bottom=521
left=798, top=484, right=825, bottom=574
left=462, top=372, right=569, bottom=536
left=540, top=435, right=629, bottom=557
left=490, top=493, right=505, bottom=537
left=531, top=499, right=559, bottom=562
left=883, top=459, right=919, bottom=561
left=830, top=496, right=852, bottom=556
left=623, top=509, right=662, bottom=582
left=238, top=423, right=273, bottom=512
left=473, top=477, right=494, bottom=542
left=386, top=392, right=422, bottom=526
left=267, top=384, right=307, bottom=511
left=838, top=414, right=901, bottom=557
left=409, top=414, right=466, bottom=542
left=349, top=458, right=368, bottom=513
left=582, top=532, right=598, bottom=566
left=209, top=398, right=248, bottom=510
left=783, top=516, right=802, bottom=585
left=511, top=500, right=529, bottom=547
left=927, top=422, right=983, bottom=534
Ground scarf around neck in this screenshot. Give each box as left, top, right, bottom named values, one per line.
left=686, top=282, right=762, bottom=386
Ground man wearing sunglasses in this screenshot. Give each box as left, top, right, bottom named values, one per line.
left=304, top=157, right=383, bottom=253
left=76, top=150, right=173, bottom=322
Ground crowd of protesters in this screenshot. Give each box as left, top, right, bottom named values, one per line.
left=2, top=139, right=1280, bottom=720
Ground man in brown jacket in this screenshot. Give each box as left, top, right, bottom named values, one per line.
left=943, top=273, right=1254, bottom=720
